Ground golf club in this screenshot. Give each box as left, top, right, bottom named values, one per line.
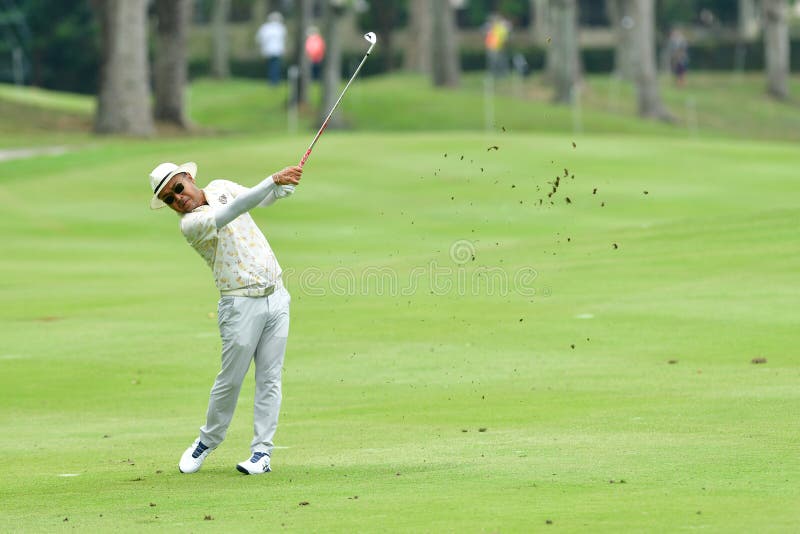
left=298, top=31, right=377, bottom=169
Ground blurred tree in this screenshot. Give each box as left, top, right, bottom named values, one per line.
left=154, top=0, right=193, bottom=128
left=459, top=0, right=528, bottom=28
left=250, top=0, right=268, bottom=47
left=578, top=0, right=609, bottom=25
left=657, top=0, right=695, bottom=29
left=250, top=0, right=268, bottom=25
left=366, top=0, right=401, bottom=72
left=211, top=0, right=232, bottom=79
left=529, top=0, right=549, bottom=43
left=252, top=0, right=270, bottom=24
left=22, top=0, right=99, bottom=93
left=544, top=2, right=556, bottom=81
left=404, top=0, right=432, bottom=73
left=620, top=0, right=671, bottom=120
left=738, top=0, right=760, bottom=40
left=431, top=0, right=460, bottom=87
left=548, top=0, right=580, bottom=103
left=0, top=2, right=29, bottom=85
left=608, top=0, right=635, bottom=80
left=292, top=0, right=313, bottom=106
left=194, top=0, right=260, bottom=23
left=763, top=0, right=790, bottom=100
left=657, top=1, right=738, bottom=31
left=320, top=0, right=346, bottom=128
left=339, top=3, right=362, bottom=53
left=93, top=0, right=153, bottom=135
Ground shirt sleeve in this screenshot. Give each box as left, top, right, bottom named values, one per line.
left=213, top=176, right=277, bottom=229
left=180, top=210, right=217, bottom=246
left=219, top=178, right=289, bottom=208
left=225, top=180, right=277, bottom=207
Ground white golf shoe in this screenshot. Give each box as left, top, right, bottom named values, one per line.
left=236, top=451, right=271, bottom=475
left=179, top=439, right=212, bottom=473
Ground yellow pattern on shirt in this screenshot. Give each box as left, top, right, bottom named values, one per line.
left=179, top=179, right=281, bottom=292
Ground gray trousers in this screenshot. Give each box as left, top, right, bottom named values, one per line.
left=199, top=286, right=290, bottom=455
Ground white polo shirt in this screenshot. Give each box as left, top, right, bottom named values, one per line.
left=180, top=180, right=281, bottom=294
left=255, top=22, right=286, bottom=58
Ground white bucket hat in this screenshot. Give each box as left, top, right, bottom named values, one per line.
left=148, top=161, right=197, bottom=209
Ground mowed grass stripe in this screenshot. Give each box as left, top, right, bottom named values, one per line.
left=0, top=131, right=799, bottom=531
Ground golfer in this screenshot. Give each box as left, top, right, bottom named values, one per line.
left=148, top=161, right=302, bottom=475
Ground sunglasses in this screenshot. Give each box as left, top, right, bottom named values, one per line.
left=162, top=181, right=185, bottom=205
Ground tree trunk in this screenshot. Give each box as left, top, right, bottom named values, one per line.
left=530, top=0, right=549, bottom=43
left=621, top=0, right=671, bottom=120
left=339, top=4, right=364, bottom=85
left=211, top=0, right=231, bottom=79
left=549, top=0, right=579, bottom=103
left=94, top=0, right=154, bottom=136
left=431, top=0, right=460, bottom=87
left=543, top=0, right=582, bottom=85
left=293, top=0, right=312, bottom=106
left=154, top=0, right=192, bottom=128
left=404, top=0, right=432, bottom=74
left=340, top=7, right=361, bottom=53
left=608, top=0, right=635, bottom=80
left=738, top=0, right=760, bottom=40
left=320, top=1, right=345, bottom=128
left=763, top=0, right=790, bottom=100
left=544, top=3, right=556, bottom=83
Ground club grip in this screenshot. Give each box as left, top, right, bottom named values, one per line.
left=299, top=149, right=312, bottom=169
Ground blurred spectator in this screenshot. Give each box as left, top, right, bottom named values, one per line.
left=667, top=28, right=689, bottom=87
left=255, top=12, right=287, bottom=85
left=512, top=53, right=529, bottom=78
left=305, top=26, right=325, bottom=81
left=483, top=13, right=511, bottom=78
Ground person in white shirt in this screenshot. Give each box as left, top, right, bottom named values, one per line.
left=148, top=161, right=302, bottom=475
left=255, top=12, right=287, bottom=85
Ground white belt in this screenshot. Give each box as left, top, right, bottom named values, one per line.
left=220, top=279, right=281, bottom=298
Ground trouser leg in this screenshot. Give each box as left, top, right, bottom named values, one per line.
left=199, top=297, right=263, bottom=448
left=268, top=56, right=281, bottom=84
left=252, top=287, right=290, bottom=454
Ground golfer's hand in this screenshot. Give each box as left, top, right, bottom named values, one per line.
left=273, top=166, right=302, bottom=186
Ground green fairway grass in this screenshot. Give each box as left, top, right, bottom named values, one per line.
left=0, top=84, right=94, bottom=147
left=1, top=129, right=799, bottom=531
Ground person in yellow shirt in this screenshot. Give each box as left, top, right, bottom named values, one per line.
left=484, top=13, right=511, bottom=78
left=148, top=161, right=301, bottom=475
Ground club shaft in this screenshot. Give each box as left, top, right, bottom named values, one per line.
left=299, top=42, right=376, bottom=168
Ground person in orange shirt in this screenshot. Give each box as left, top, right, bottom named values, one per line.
left=305, top=26, right=325, bottom=80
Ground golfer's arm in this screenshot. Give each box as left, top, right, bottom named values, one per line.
left=214, top=176, right=277, bottom=229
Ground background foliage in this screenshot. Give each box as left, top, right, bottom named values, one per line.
left=0, top=0, right=779, bottom=94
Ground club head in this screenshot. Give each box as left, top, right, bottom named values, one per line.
left=364, top=32, right=377, bottom=45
